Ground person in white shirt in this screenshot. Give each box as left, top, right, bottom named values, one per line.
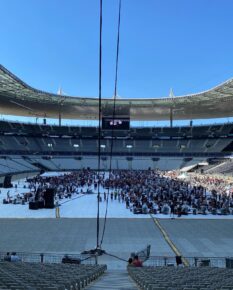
left=10, top=252, right=21, bottom=262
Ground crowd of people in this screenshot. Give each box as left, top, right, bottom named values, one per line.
left=2, top=170, right=105, bottom=206
left=2, top=169, right=233, bottom=216
left=103, top=170, right=233, bottom=216
left=3, top=252, right=21, bottom=262
left=26, top=170, right=104, bottom=203
left=128, top=255, right=143, bottom=267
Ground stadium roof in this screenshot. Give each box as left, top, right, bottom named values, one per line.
left=1, top=64, right=233, bottom=121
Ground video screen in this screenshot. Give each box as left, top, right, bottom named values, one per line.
left=102, top=117, right=130, bottom=130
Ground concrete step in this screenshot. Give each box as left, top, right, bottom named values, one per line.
left=87, top=270, right=138, bottom=290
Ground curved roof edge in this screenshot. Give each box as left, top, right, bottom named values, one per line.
left=1, top=64, right=233, bottom=121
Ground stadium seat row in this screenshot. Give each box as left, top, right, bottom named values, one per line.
left=0, top=262, right=107, bottom=289
left=128, top=266, right=233, bottom=290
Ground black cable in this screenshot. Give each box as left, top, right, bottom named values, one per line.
left=59, top=194, right=85, bottom=206
left=100, top=0, right=122, bottom=248
left=96, top=0, right=103, bottom=250
left=80, top=251, right=128, bottom=263
left=104, top=251, right=128, bottom=262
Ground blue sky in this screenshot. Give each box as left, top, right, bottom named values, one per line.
left=1, top=0, right=233, bottom=100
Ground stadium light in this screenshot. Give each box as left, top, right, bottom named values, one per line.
left=73, top=144, right=79, bottom=148
left=100, top=144, right=106, bottom=148
left=126, top=144, right=133, bottom=149
left=153, top=144, right=160, bottom=148
left=47, top=143, right=53, bottom=147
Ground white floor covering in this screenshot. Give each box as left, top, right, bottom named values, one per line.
left=0, top=178, right=233, bottom=219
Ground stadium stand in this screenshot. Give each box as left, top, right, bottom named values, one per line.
left=128, top=266, right=233, bottom=290
left=2, top=4, right=233, bottom=288
left=204, top=159, right=233, bottom=175
left=0, top=119, right=233, bottom=175
left=0, top=261, right=106, bottom=289
left=1, top=57, right=233, bottom=289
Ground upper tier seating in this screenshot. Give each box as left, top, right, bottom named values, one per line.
left=0, top=120, right=233, bottom=139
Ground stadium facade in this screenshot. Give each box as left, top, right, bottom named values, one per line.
left=0, top=65, right=233, bottom=180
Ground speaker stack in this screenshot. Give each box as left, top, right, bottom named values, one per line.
left=29, top=202, right=39, bottom=210
left=29, top=200, right=44, bottom=210
left=3, top=175, right=12, bottom=188
left=44, top=188, right=55, bottom=209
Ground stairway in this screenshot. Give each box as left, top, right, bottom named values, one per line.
left=87, top=270, right=138, bottom=290
left=31, top=162, right=50, bottom=171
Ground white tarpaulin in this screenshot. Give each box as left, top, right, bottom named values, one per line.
left=177, top=172, right=189, bottom=180
left=40, top=172, right=66, bottom=177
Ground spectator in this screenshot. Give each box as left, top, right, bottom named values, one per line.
left=132, top=255, right=143, bottom=267
left=3, top=252, right=11, bottom=262
left=10, top=252, right=21, bottom=262
left=176, top=255, right=183, bottom=267
left=127, top=258, right=133, bottom=267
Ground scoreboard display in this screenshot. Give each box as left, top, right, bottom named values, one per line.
left=102, top=117, right=130, bottom=130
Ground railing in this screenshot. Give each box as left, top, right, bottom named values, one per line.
left=1, top=252, right=232, bottom=268
left=0, top=251, right=96, bottom=264
left=0, top=150, right=227, bottom=157
left=144, top=256, right=233, bottom=268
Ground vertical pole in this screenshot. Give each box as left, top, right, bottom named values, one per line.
left=95, top=254, right=98, bottom=265
left=40, top=253, right=44, bottom=263
left=194, top=257, right=198, bottom=267
left=96, top=0, right=103, bottom=250
left=169, top=89, right=174, bottom=128
left=170, top=108, right=173, bottom=128
left=59, top=108, right=61, bottom=127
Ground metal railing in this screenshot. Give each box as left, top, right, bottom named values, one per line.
left=144, top=256, right=233, bottom=268
left=1, top=252, right=232, bottom=269
left=0, top=251, right=96, bottom=264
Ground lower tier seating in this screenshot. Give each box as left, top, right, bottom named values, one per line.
left=128, top=266, right=233, bottom=290
left=0, top=261, right=107, bottom=289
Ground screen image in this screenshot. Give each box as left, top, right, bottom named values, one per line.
left=102, top=117, right=130, bottom=130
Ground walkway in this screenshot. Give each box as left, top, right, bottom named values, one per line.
left=87, top=270, right=138, bottom=290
